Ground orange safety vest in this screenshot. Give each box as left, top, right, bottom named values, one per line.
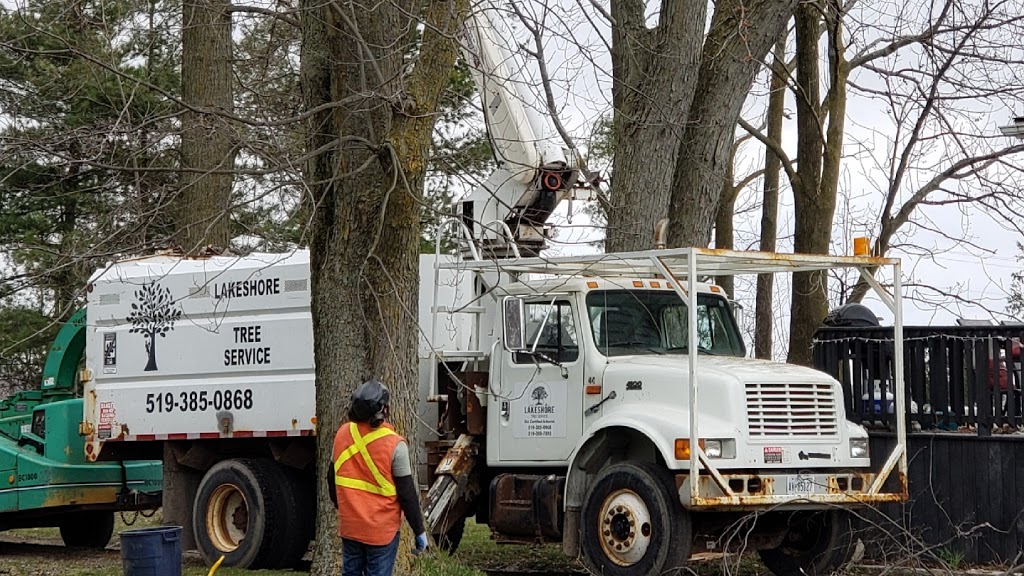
left=332, top=421, right=404, bottom=545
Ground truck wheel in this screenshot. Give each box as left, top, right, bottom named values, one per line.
left=193, top=459, right=286, bottom=569
left=758, top=510, right=854, bottom=576
left=580, top=462, right=691, bottom=576
left=270, top=464, right=315, bottom=568
left=60, top=511, right=114, bottom=548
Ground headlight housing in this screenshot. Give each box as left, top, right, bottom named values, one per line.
left=850, top=438, right=869, bottom=459
left=704, top=439, right=736, bottom=459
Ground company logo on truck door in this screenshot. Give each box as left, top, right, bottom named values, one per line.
left=127, top=282, right=183, bottom=371
left=529, top=385, right=551, bottom=409
left=514, top=384, right=566, bottom=438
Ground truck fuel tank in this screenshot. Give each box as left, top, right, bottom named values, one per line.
left=488, top=473, right=565, bottom=543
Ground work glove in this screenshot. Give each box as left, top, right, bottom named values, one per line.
left=414, top=533, right=429, bottom=556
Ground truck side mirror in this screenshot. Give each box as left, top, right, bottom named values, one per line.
left=730, top=301, right=744, bottom=327
left=503, top=297, right=526, bottom=351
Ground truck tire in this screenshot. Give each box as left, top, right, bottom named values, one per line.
left=60, top=511, right=114, bottom=548
left=758, top=510, right=854, bottom=576
left=270, top=464, right=315, bottom=568
left=193, top=458, right=288, bottom=569
left=580, top=462, right=691, bottom=576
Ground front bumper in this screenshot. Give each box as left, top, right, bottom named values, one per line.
left=676, top=470, right=907, bottom=511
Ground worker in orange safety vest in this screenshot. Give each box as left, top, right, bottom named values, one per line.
left=328, top=379, right=428, bottom=576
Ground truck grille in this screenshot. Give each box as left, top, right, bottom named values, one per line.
left=745, top=382, right=839, bottom=437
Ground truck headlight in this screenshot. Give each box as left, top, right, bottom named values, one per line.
left=704, top=439, right=736, bottom=459
left=850, top=438, right=869, bottom=459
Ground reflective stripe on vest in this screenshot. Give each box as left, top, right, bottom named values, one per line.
left=334, top=422, right=397, bottom=497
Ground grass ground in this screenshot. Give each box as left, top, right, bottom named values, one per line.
left=0, top=514, right=847, bottom=576
left=417, top=521, right=582, bottom=576
left=0, top=513, right=535, bottom=576
left=0, top=517, right=563, bottom=576
left=419, top=522, right=774, bottom=576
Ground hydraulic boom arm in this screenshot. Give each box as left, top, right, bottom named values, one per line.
left=456, top=0, right=581, bottom=257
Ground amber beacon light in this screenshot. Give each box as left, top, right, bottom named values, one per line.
left=853, top=236, right=870, bottom=256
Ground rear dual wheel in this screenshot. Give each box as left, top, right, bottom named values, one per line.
left=193, top=459, right=312, bottom=569
left=758, top=510, right=855, bottom=576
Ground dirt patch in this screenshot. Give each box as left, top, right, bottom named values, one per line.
left=0, top=533, right=207, bottom=576
left=0, top=539, right=121, bottom=576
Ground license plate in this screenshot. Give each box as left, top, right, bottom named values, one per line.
left=787, top=475, right=815, bottom=495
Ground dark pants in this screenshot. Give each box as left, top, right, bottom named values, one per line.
left=342, top=532, right=400, bottom=576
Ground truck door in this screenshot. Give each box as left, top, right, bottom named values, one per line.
left=497, top=298, right=583, bottom=463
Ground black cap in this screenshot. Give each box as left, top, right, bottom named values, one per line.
left=349, top=379, right=390, bottom=427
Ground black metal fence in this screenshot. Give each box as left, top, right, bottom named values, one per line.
left=813, top=326, right=1024, bottom=435
left=866, top=433, right=1024, bottom=564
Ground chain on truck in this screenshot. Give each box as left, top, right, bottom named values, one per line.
left=78, top=0, right=907, bottom=572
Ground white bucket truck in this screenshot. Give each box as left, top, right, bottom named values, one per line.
left=419, top=248, right=909, bottom=576
left=79, top=1, right=908, bottom=572
left=80, top=247, right=909, bottom=574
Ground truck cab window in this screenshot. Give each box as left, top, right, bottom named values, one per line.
left=588, top=290, right=744, bottom=357
left=514, top=301, right=579, bottom=364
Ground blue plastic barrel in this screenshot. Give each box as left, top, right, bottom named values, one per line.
left=120, top=526, right=183, bottom=576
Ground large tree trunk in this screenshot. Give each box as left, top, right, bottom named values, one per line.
left=301, top=1, right=466, bottom=574
left=787, top=1, right=846, bottom=365
left=787, top=5, right=824, bottom=366
left=177, top=0, right=234, bottom=252
left=754, top=36, right=787, bottom=360
left=604, top=0, right=706, bottom=252
left=666, top=0, right=797, bottom=249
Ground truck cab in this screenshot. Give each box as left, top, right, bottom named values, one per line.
left=421, top=248, right=908, bottom=576
left=487, top=277, right=750, bottom=465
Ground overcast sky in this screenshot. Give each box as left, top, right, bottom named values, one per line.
left=467, top=0, right=1024, bottom=349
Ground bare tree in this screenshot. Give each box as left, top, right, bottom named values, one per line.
left=664, top=0, right=798, bottom=250
left=754, top=34, right=787, bottom=360
left=842, top=0, right=1024, bottom=305
left=736, top=0, right=1024, bottom=361
left=783, top=0, right=848, bottom=365
left=714, top=133, right=764, bottom=299
left=734, top=0, right=850, bottom=365
left=601, top=0, right=797, bottom=252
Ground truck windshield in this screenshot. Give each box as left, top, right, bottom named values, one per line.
left=586, top=290, right=745, bottom=357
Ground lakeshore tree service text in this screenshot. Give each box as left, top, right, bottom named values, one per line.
left=224, top=324, right=271, bottom=366
left=214, top=277, right=281, bottom=299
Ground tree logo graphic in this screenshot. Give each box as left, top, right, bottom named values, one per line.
left=127, top=283, right=182, bottom=371
left=531, top=385, right=549, bottom=406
